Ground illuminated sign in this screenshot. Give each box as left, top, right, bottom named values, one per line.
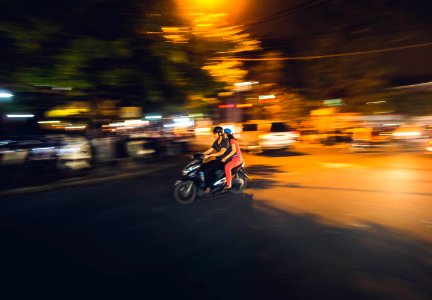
left=259, top=94, right=276, bottom=100
left=323, top=99, right=343, bottom=106
left=46, top=108, right=89, bottom=117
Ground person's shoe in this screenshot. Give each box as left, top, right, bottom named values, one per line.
left=223, top=185, right=232, bottom=190
left=204, top=187, right=211, bottom=194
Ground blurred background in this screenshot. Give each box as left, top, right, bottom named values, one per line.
left=2, top=1, right=432, bottom=299
left=1, top=0, right=432, bottom=185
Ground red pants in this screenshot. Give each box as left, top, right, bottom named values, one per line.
left=224, top=158, right=242, bottom=187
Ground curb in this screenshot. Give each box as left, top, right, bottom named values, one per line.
left=0, top=162, right=181, bottom=197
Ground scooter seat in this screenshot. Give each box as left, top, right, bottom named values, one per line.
left=231, top=161, right=244, bottom=173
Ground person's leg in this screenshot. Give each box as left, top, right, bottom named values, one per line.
left=224, top=160, right=235, bottom=187
left=205, top=160, right=225, bottom=190
left=224, top=158, right=241, bottom=187
left=204, top=160, right=217, bottom=189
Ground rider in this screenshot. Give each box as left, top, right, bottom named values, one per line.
left=221, top=128, right=243, bottom=189
left=201, top=126, right=230, bottom=193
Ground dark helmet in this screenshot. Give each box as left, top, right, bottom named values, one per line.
left=212, top=126, right=224, bottom=135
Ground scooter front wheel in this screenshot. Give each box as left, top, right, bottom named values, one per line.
left=174, top=181, right=197, bottom=204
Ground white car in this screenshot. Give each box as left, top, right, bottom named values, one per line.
left=0, top=139, right=58, bottom=166
left=57, top=136, right=92, bottom=170
left=238, top=121, right=299, bottom=152
left=392, top=125, right=429, bottom=150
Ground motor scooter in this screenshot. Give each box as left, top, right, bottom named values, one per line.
left=173, top=153, right=249, bottom=204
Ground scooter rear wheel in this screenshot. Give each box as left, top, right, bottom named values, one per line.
left=230, top=174, right=247, bottom=194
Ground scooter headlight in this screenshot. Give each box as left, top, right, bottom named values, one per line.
left=183, top=164, right=199, bottom=176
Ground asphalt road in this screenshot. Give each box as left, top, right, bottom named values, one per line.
left=1, top=149, right=432, bottom=299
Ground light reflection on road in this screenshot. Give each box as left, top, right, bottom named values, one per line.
left=244, top=150, right=432, bottom=241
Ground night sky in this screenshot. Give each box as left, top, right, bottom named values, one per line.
left=229, top=0, right=432, bottom=84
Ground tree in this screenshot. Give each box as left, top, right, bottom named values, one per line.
left=0, top=0, right=229, bottom=113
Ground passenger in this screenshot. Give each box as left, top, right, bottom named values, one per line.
left=221, top=128, right=243, bottom=189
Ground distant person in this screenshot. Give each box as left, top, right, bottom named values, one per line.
left=201, top=126, right=230, bottom=193
left=221, top=128, right=243, bottom=190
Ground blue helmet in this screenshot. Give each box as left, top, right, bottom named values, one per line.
left=224, top=128, right=232, bottom=135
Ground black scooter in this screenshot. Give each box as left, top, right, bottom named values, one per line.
left=173, top=153, right=250, bottom=204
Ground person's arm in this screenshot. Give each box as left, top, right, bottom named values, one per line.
left=221, top=143, right=236, bottom=162
left=202, top=148, right=215, bottom=155
left=207, top=147, right=226, bottom=158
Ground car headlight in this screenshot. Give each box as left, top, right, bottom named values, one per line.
left=59, top=147, right=82, bottom=154
left=393, top=132, right=421, bottom=137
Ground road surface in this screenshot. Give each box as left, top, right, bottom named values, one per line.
left=1, top=149, right=432, bottom=299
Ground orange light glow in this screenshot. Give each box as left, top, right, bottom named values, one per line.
left=236, top=103, right=253, bottom=108
left=176, top=0, right=250, bottom=17
left=259, top=98, right=278, bottom=103
left=172, top=0, right=258, bottom=88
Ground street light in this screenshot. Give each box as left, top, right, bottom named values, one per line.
left=6, top=114, right=35, bottom=118
left=0, top=90, right=13, bottom=102
left=0, top=92, right=13, bottom=98
left=145, top=115, right=162, bottom=120
left=234, top=81, right=259, bottom=87
left=259, top=94, right=276, bottom=100
left=234, top=81, right=258, bottom=92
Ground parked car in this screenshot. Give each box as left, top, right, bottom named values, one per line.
left=0, top=137, right=59, bottom=167
left=392, top=125, right=429, bottom=150
left=238, top=120, right=299, bottom=152
left=57, top=136, right=93, bottom=170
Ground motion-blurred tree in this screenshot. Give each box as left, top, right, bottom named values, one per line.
left=247, top=51, right=285, bottom=87
left=245, top=51, right=308, bottom=121
left=0, top=0, right=227, bottom=112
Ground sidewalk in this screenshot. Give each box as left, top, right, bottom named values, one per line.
left=0, top=157, right=187, bottom=197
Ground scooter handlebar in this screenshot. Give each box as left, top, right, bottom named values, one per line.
left=193, top=152, right=204, bottom=160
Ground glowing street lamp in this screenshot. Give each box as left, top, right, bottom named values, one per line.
left=0, top=90, right=13, bottom=102
left=0, top=92, right=13, bottom=98
left=234, top=81, right=259, bottom=87
left=6, top=114, right=35, bottom=118
left=259, top=94, right=276, bottom=100
left=145, top=115, right=162, bottom=120
left=234, top=81, right=258, bottom=92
